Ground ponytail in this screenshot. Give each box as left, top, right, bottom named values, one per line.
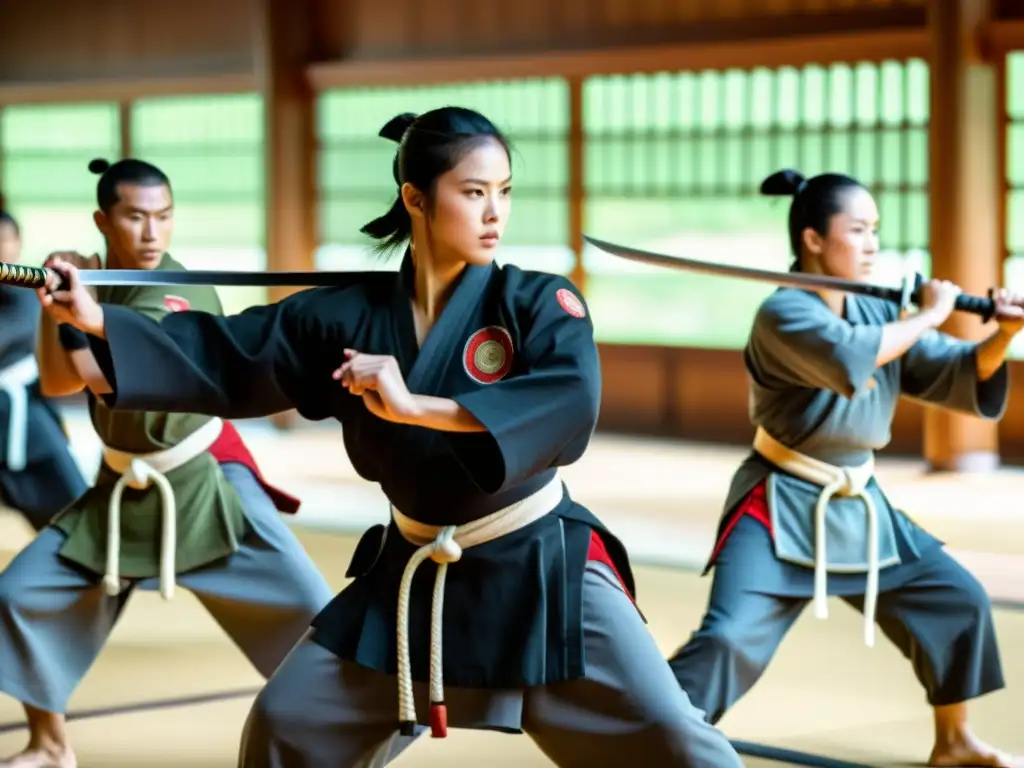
left=360, top=195, right=412, bottom=256
left=360, top=112, right=418, bottom=257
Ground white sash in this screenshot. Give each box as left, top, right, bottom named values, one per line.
left=101, top=417, right=223, bottom=601
left=0, top=355, right=40, bottom=472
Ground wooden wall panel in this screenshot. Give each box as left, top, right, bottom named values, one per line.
left=312, top=0, right=927, bottom=61
left=0, top=0, right=256, bottom=86
left=595, top=347, right=1024, bottom=465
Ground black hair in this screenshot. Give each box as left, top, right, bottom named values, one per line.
left=359, top=106, right=513, bottom=257
left=0, top=194, right=18, bottom=237
left=760, top=169, right=866, bottom=269
left=88, top=157, right=172, bottom=213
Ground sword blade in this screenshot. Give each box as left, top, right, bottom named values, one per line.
left=582, top=235, right=903, bottom=302
left=76, top=270, right=355, bottom=287
left=0, top=261, right=361, bottom=291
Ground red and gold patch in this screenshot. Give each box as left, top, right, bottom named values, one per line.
left=463, top=326, right=514, bottom=384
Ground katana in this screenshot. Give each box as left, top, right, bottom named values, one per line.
left=0, top=262, right=354, bottom=290
left=583, top=235, right=997, bottom=322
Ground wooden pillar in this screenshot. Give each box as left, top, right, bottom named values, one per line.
left=923, top=0, right=1002, bottom=472
left=568, top=76, right=587, bottom=294
left=254, top=0, right=317, bottom=431
left=118, top=100, right=133, bottom=159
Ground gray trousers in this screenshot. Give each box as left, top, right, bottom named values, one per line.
left=0, top=462, right=334, bottom=713
left=669, top=516, right=1005, bottom=725
left=237, top=561, right=742, bottom=768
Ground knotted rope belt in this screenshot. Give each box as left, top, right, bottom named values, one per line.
left=101, top=417, right=223, bottom=601
left=390, top=474, right=565, bottom=738
left=754, top=426, right=879, bottom=647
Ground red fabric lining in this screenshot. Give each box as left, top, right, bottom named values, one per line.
left=587, top=530, right=634, bottom=603
left=208, top=420, right=301, bottom=514
left=707, top=479, right=773, bottom=565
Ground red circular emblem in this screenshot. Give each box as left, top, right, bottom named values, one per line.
left=463, top=326, right=514, bottom=384
left=556, top=288, right=586, bottom=318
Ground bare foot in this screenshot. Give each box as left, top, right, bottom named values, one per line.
left=930, top=735, right=1024, bottom=768
left=0, top=745, right=76, bottom=768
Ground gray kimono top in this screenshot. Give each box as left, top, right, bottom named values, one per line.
left=723, top=287, right=1008, bottom=574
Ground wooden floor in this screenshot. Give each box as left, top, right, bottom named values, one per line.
left=1, top=412, right=1022, bottom=767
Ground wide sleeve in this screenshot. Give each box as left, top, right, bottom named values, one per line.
left=86, top=294, right=338, bottom=421
left=445, top=277, right=600, bottom=494
left=58, top=324, right=90, bottom=351
left=61, top=284, right=209, bottom=350
left=900, top=329, right=1007, bottom=418
left=747, top=291, right=883, bottom=398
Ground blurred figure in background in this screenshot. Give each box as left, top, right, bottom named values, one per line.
left=0, top=196, right=87, bottom=532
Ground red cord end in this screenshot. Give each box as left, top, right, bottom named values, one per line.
left=430, top=702, right=448, bottom=738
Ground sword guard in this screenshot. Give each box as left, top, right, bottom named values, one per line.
left=898, top=272, right=917, bottom=317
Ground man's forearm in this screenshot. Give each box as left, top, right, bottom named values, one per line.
left=976, top=326, right=1015, bottom=382
left=36, top=314, right=85, bottom=396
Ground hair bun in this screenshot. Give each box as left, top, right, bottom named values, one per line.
left=759, top=169, right=805, bottom=197
left=88, top=158, right=111, bottom=175
left=378, top=113, right=417, bottom=143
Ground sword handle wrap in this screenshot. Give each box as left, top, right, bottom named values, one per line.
left=953, top=291, right=997, bottom=322
left=910, top=273, right=996, bottom=322
left=0, top=262, right=54, bottom=290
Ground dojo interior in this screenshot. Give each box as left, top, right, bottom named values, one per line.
left=2, top=0, right=1024, bottom=765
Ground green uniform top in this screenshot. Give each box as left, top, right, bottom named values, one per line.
left=52, top=254, right=250, bottom=578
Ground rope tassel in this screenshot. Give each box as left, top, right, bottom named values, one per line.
left=396, top=527, right=461, bottom=738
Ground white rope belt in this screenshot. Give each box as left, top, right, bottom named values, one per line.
left=390, top=474, right=564, bottom=739
left=100, top=417, right=223, bottom=601
left=753, top=427, right=879, bottom=647
left=0, top=356, right=39, bottom=472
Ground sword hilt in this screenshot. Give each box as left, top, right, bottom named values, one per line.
left=0, top=262, right=56, bottom=290
left=909, top=273, right=997, bottom=322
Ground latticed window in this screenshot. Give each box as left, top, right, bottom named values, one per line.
left=131, top=93, right=266, bottom=313
left=583, top=59, right=930, bottom=348
left=0, top=103, right=121, bottom=264
left=1004, top=52, right=1024, bottom=358
left=317, top=79, right=572, bottom=275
